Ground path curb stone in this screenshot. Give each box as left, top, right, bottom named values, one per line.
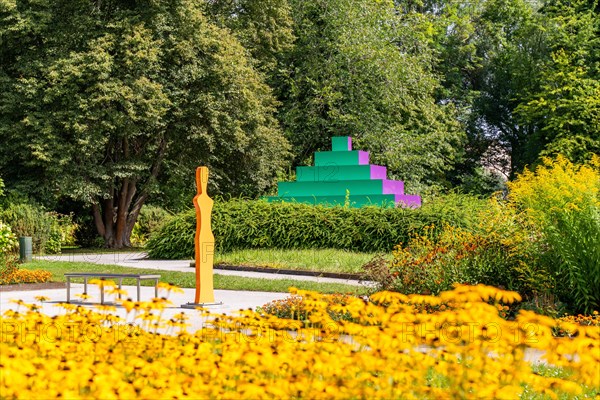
left=188, top=261, right=363, bottom=280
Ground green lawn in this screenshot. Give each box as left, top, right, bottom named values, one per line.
left=61, top=247, right=145, bottom=254
left=214, top=248, right=380, bottom=274
left=61, top=247, right=381, bottom=274
left=521, top=364, right=600, bottom=399
left=22, top=260, right=369, bottom=295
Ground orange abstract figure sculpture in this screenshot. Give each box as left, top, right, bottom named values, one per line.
left=193, top=166, right=215, bottom=304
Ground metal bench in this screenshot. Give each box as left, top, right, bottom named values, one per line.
left=64, top=273, right=161, bottom=304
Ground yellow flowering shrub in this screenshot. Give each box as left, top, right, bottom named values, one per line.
left=366, top=155, right=599, bottom=316
left=366, top=202, right=547, bottom=305
left=508, top=155, right=600, bottom=314
left=1, top=284, right=598, bottom=399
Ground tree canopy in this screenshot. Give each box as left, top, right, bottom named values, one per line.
left=516, top=0, right=600, bottom=165
left=0, top=0, right=289, bottom=247
left=278, top=0, right=465, bottom=190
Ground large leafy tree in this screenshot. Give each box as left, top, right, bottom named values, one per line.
left=0, top=0, right=289, bottom=247
left=471, top=0, right=600, bottom=174
left=412, top=0, right=598, bottom=179
left=398, top=0, right=549, bottom=181
left=468, top=0, right=549, bottom=177
left=277, top=0, right=464, bottom=190
left=516, top=0, right=600, bottom=165
left=205, top=0, right=295, bottom=76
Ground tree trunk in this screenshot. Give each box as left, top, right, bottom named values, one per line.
left=91, top=180, right=140, bottom=249
left=91, top=138, right=167, bottom=248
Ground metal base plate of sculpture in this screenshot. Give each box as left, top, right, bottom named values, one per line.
left=182, top=166, right=222, bottom=308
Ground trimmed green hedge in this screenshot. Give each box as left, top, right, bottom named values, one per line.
left=146, top=194, right=486, bottom=259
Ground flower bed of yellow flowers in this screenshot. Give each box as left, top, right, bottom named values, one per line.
left=1, top=283, right=599, bottom=399
left=0, top=267, right=52, bottom=285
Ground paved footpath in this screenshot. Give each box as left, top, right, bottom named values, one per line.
left=1, top=252, right=367, bottom=333
left=37, top=252, right=365, bottom=285
left=0, top=283, right=290, bottom=332
left=0, top=252, right=365, bottom=324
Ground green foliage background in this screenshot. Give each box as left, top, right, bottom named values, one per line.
left=0, top=0, right=290, bottom=247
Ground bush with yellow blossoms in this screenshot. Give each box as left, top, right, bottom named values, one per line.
left=1, top=283, right=598, bottom=399
left=365, top=155, right=599, bottom=316
left=364, top=207, right=548, bottom=309
left=508, top=155, right=600, bottom=314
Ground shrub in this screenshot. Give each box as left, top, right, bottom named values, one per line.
left=56, top=213, right=78, bottom=247
left=363, top=198, right=549, bottom=303
left=365, top=155, right=599, bottom=315
left=363, top=198, right=558, bottom=314
left=0, top=221, right=17, bottom=254
left=131, top=205, right=173, bottom=246
left=147, top=193, right=487, bottom=259
left=508, top=155, right=600, bottom=314
left=44, top=221, right=62, bottom=254
left=0, top=203, right=62, bottom=254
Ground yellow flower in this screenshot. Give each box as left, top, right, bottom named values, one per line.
left=106, top=287, right=128, bottom=296
left=89, top=279, right=116, bottom=288
left=0, top=284, right=597, bottom=398
left=75, top=292, right=92, bottom=300
left=157, top=282, right=185, bottom=294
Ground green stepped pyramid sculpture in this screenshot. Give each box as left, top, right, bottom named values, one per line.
left=266, top=136, right=421, bottom=208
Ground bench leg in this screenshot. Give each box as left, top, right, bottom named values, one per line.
left=84, top=278, right=88, bottom=297
left=137, top=280, right=141, bottom=302
left=118, top=278, right=123, bottom=301
left=67, top=277, right=71, bottom=303
left=100, top=285, right=105, bottom=305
